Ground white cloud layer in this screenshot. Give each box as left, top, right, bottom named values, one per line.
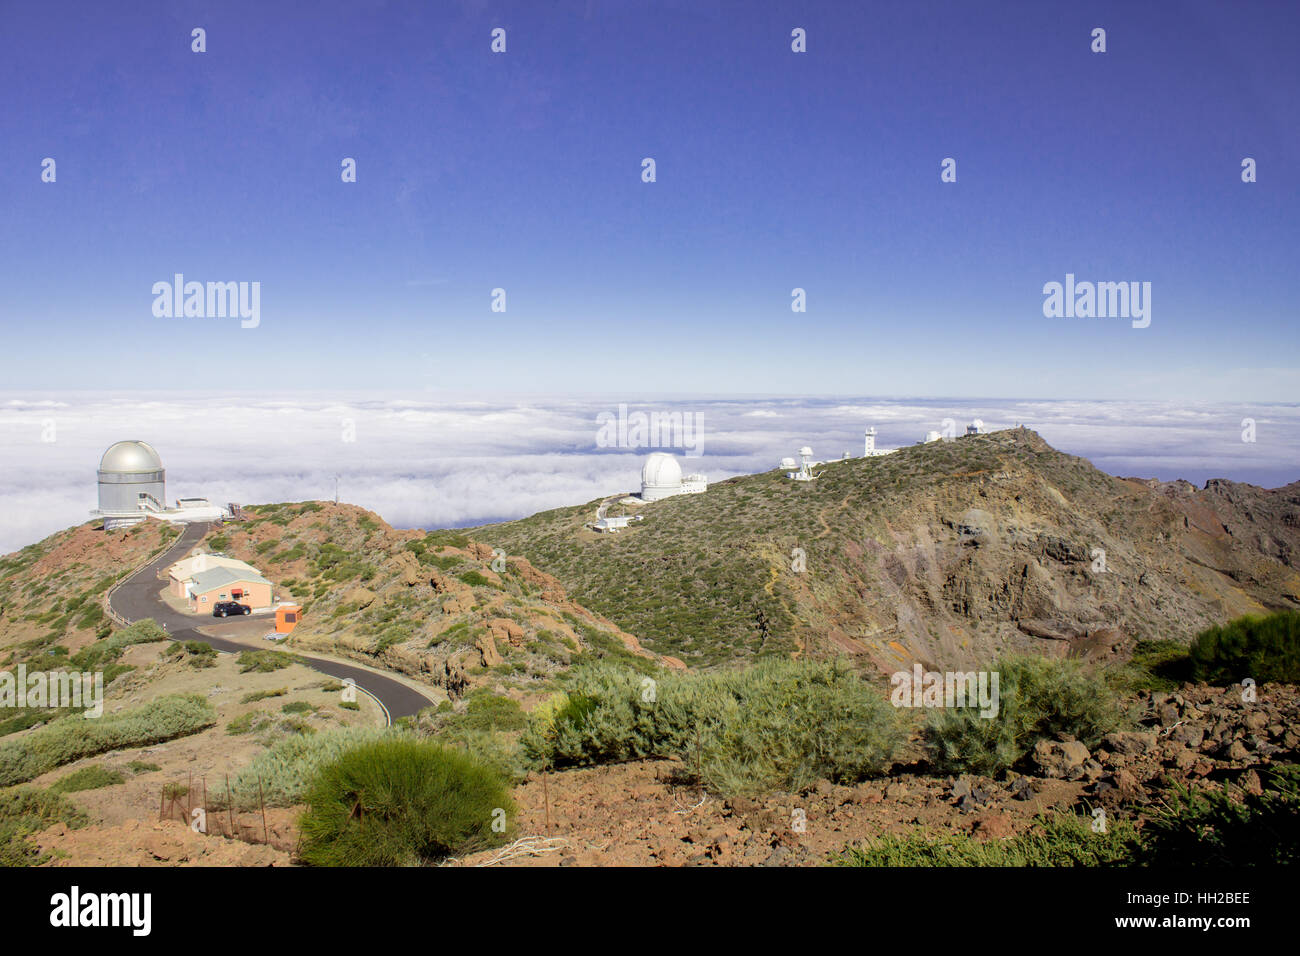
left=1, top=392, right=1296, bottom=555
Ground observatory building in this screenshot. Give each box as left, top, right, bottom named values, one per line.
left=639, top=452, right=707, bottom=501
left=785, top=446, right=821, bottom=481
left=863, top=427, right=896, bottom=458
left=94, top=441, right=168, bottom=529
left=91, top=441, right=231, bottom=529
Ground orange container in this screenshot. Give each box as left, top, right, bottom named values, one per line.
left=275, top=605, right=303, bottom=634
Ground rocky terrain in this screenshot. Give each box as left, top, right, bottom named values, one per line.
left=35, top=673, right=1286, bottom=868
left=449, top=679, right=1300, bottom=866
left=471, top=428, right=1300, bottom=672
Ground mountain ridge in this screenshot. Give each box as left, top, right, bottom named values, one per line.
left=469, top=427, right=1300, bottom=671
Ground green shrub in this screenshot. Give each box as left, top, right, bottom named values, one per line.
left=0, top=786, right=89, bottom=866
left=1114, top=639, right=1193, bottom=693
left=1189, top=611, right=1300, bottom=685
left=127, top=760, right=161, bottom=774
left=70, top=618, right=169, bottom=671
left=298, top=737, right=514, bottom=866
left=226, top=711, right=264, bottom=735
left=1140, top=764, right=1300, bottom=865
left=521, top=659, right=904, bottom=796
left=281, top=701, right=314, bottom=715
left=207, top=535, right=230, bottom=551
left=74, top=604, right=105, bottom=630
left=179, top=641, right=218, bottom=668
left=237, top=650, right=296, bottom=673
left=0, top=695, right=216, bottom=786
left=458, top=570, right=493, bottom=588
left=214, top=726, right=392, bottom=810
left=0, top=710, right=62, bottom=738
left=240, top=687, right=287, bottom=704
left=452, top=692, right=527, bottom=733
left=922, top=655, right=1123, bottom=777
left=837, top=811, right=1144, bottom=866
left=49, top=764, right=125, bottom=793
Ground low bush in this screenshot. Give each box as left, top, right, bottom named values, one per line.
left=49, top=764, right=125, bottom=793
left=213, top=726, right=392, bottom=810
left=0, top=695, right=216, bottom=786
left=236, top=650, right=297, bottom=674
left=226, top=711, right=264, bottom=735
left=1189, top=611, right=1300, bottom=685
left=179, top=641, right=218, bottom=668
left=457, top=570, right=494, bottom=589
left=69, top=619, right=169, bottom=671
left=922, top=655, right=1123, bottom=777
left=297, top=737, right=513, bottom=866
left=1114, top=639, right=1193, bottom=693
left=0, top=786, right=88, bottom=866
left=240, top=687, right=287, bottom=704
left=1141, top=764, right=1300, bottom=865
left=521, top=659, right=904, bottom=796
left=837, top=811, right=1144, bottom=866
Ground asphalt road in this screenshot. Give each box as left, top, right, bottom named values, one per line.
left=107, top=521, right=436, bottom=722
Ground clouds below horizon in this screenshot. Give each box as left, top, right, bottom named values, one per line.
left=1, top=391, right=1296, bottom=555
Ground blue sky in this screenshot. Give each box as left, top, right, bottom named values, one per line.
left=1, top=0, right=1296, bottom=399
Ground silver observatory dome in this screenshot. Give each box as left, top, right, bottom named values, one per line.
left=97, top=440, right=166, bottom=518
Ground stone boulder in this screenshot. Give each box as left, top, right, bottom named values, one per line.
left=1101, top=731, right=1157, bottom=757
left=476, top=633, right=502, bottom=667
left=442, top=593, right=473, bottom=615
left=488, top=617, right=526, bottom=647
left=1032, top=739, right=1091, bottom=780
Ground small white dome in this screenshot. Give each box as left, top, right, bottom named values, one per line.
left=640, top=452, right=682, bottom=490
left=99, top=440, right=163, bottom=473
left=798, top=446, right=813, bottom=457
left=779, top=457, right=796, bottom=470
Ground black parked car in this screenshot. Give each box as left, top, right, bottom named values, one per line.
left=213, top=601, right=252, bottom=618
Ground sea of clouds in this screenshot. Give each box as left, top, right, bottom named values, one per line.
left=0, top=392, right=1296, bottom=555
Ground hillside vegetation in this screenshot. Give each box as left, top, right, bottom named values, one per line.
left=206, top=502, right=674, bottom=701
left=0, top=520, right=179, bottom=660
left=469, top=429, right=1300, bottom=671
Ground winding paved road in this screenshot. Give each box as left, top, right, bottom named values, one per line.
left=108, top=522, right=436, bottom=722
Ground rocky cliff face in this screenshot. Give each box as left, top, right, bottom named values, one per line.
left=473, top=428, right=1300, bottom=673
left=780, top=430, right=1300, bottom=673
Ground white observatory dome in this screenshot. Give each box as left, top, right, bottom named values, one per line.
left=640, top=452, right=683, bottom=501
left=798, top=446, right=813, bottom=458
left=99, top=440, right=163, bottom=474
left=779, top=457, right=797, bottom=470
